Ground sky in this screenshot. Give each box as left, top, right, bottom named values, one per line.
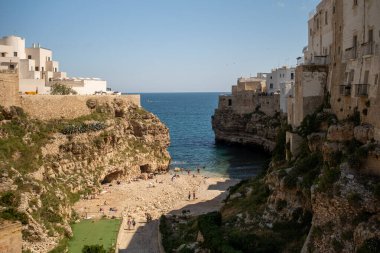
left=0, top=0, right=319, bottom=93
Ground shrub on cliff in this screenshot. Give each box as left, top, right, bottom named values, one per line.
left=82, top=245, right=106, bottom=253
left=50, top=83, right=77, bottom=95
left=357, top=238, right=380, bottom=253
left=60, top=122, right=106, bottom=135
left=0, top=191, right=20, bottom=208
left=273, top=124, right=291, bottom=162
left=0, top=208, right=28, bottom=224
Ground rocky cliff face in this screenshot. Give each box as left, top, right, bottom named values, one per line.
left=0, top=99, right=170, bottom=252
left=166, top=109, right=380, bottom=253
left=212, top=108, right=283, bottom=152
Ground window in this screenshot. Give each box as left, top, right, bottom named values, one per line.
left=41, top=67, right=44, bottom=72
left=48, top=57, right=51, bottom=61
left=325, top=11, right=328, bottom=25
left=28, top=55, right=32, bottom=59
left=375, top=74, right=379, bottom=85
left=228, top=99, right=232, bottom=106
left=349, top=70, right=355, bottom=82
left=54, top=67, right=57, bottom=72
left=13, top=52, right=17, bottom=57
left=9, top=64, right=14, bottom=70
left=368, top=29, right=373, bottom=42
left=291, top=73, right=294, bottom=80
left=353, top=35, right=358, bottom=48
left=1, top=53, right=5, bottom=57
left=270, top=76, right=272, bottom=79
left=270, top=83, right=273, bottom=89
left=353, top=0, right=358, bottom=6
left=35, top=66, right=39, bottom=71
left=364, top=71, right=369, bottom=84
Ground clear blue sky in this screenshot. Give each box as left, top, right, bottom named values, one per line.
left=0, top=0, right=319, bottom=92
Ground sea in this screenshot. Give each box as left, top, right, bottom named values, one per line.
left=140, top=92, right=269, bottom=179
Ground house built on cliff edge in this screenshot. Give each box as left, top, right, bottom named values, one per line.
left=0, top=35, right=110, bottom=95
left=266, top=66, right=296, bottom=113
left=286, top=0, right=380, bottom=174
left=214, top=0, right=380, bottom=174
left=217, top=73, right=283, bottom=117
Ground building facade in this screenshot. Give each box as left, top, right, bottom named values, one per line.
left=0, top=35, right=107, bottom=95
left=266, top=66, right=295, bottom=113
left=217, top=74, right=280, bottom=116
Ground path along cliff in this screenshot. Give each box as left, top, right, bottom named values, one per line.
left=0, top=98, right=171, bottom=252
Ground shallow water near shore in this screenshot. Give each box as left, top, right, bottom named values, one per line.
left=139, top=92, right=269, bottom=179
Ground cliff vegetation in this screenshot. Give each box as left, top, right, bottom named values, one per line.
left=0, top=99, right=171, bottom=253
left=164, top=104, right=380, bottom=253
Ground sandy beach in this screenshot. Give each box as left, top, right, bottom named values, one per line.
left=73, top=171, right=239, bottom=252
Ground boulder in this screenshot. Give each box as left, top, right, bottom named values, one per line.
left=354, top=124, right=374, bottom=144
left=327, top=123, right=354, bottom=142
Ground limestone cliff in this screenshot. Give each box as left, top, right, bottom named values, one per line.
left=0, top=99, right=170, bottom=253
left=163, top=109, right=380, bottom=253
left=212, top=108, right=284, bottom=152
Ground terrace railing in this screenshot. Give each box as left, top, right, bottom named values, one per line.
left=339, top=83, right=352, bottom=96
left=355, top=84, right=369, bottom=97
left=344, top=47, right=357, bottom=61
left=361, top=41, right=374, bottom=57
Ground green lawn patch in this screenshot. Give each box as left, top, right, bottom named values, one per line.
left=68, top=219, right=121, bottom=253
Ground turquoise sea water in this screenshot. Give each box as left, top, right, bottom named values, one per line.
left=140, top=92, right=269, bottom=179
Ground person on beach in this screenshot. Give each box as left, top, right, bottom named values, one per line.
left=197, top=168, right=200, bottom=174
left=132, top=218, right=136, bottom=229
left=127, top=218, right=131, bottom=230
left=193, top=191, right=196, bottom=200
left=188, top=191, right=191, bottom=201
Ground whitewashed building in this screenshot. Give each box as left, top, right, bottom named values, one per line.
left=266, top=66, right=295, bottom=113
left=0, top=35, right=108, bottom=95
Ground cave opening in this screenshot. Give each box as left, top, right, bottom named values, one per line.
left=140, top=164, right=150, bottom=173
left=101, top=171, right=123, bottom=184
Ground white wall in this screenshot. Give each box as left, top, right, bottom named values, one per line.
left=266, top=67, right=295, bottom=94
left=73, top=80, right=107, bottom=95
left=0, top=36, right=26, bottom=59
left=19, top=79, right=49, bottom=94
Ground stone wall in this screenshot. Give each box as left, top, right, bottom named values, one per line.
left=217, top=93, right=280, bottom=116
left=257, top=94, right=280, bottom=117
left=0, top=71, right=20, bottom=108
left=0, top=221, right=22, bottom=253
left=20, top=94, right=141, bottom=120
left=291, top=65, right=328, bottom=127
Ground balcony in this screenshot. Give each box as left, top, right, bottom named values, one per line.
left=355, top=84, right=369, bottom=97
left=344, top=47, right=357, bottom=61
left=361, top=42, right=374, bottom=57
left=303, top=55, right=330, bottom=65
left=339, top=83, right=351, bottom=96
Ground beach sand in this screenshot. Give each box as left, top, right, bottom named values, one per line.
left=73, top=171, right=239, bottom=252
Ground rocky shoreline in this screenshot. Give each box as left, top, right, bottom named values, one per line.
left=212, top=108, right=284, bottom=152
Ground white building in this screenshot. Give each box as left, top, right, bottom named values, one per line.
left=266, top=66, right=295, bottom=113
left=0, top=35, right=108, bottom=95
